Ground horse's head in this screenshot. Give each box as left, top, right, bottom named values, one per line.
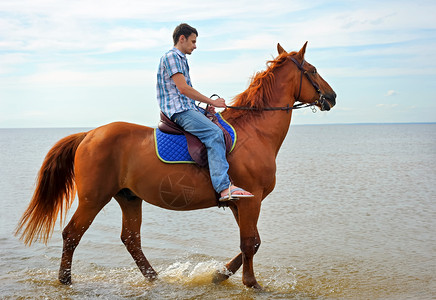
left=278, top=42, right=336, bottom=111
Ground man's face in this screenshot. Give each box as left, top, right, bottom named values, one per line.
left=180, top=33, right=197, bottom=55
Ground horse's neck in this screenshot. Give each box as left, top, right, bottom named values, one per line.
left=227, top=63, right=297, bottom=156
left=228, top=95, right=294, bottom=157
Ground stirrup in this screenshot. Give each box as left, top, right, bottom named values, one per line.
left=227, top=184, right=236, bottom=201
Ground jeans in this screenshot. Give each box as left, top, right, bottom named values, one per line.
left=172, top=109, right=231, bottom=193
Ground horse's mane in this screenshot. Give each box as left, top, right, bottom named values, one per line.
left=224, top=51, right=297, bottom=122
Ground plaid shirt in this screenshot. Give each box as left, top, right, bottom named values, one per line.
left=156, top=47, right=198, bottom=119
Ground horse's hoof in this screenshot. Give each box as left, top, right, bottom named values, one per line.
left=243, top=278, right=263, bottom=290
left=59, top=276, right=72, bottom=285
left=145, top=274, right=158, bottom=282
left=212, top=270, right=230, bottom=284
left=251, top=282, right=263, bottom=290
left=59, top=269, right=72, bottom=285
left=144, top=268, right=158, bottom=281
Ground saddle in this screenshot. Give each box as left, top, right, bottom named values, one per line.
left=158, top=111, right=233, bottom=167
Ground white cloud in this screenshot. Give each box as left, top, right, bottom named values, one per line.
left=1, top=0, right=435, bottom=54
left=0, top=0, right=316, bottom=21
left=103, top=27, right=171, bottom=53
left=385, top=90, right=398, bottom=97
left=0, top=53, right=29, bottom=74
left=0, top=0, right=314, bottom=54
left=1, top=69, right=155, bottom=88
left=376, top=103, right=398, bottom=108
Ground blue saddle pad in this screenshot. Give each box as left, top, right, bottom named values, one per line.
left=154, top=113, right=236, bottom=164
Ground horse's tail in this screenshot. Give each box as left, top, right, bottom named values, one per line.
left=15, top=132, right=88, bottom=245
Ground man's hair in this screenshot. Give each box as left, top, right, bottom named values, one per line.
left=173, top=23, right=198, bottom=45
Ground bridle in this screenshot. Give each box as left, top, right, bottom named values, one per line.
left=289, top=57, right=329, bottom=110
left=223, top=55, right=329, bottom=113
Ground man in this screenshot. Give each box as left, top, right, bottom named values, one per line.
left=156, top=23, right=253, bottom=201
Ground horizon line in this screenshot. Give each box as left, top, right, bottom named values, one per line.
left=1, top=121, right=435, bottom=130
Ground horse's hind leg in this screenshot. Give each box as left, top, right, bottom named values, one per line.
left=213, top=252, right=243, bottom=284
left=59, top=197, right=110, bottom=285
left=115, top=194, right=157, bottom=280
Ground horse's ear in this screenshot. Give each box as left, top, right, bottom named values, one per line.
left=277, top=43, right=287, bottom=55
left=298, top=41, right=308, bottom=59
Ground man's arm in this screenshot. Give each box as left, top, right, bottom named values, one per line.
left=172, top=73, right=226, bottom=108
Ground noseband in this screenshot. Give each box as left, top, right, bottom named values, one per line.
left=225, top=55, right=328, bottom=113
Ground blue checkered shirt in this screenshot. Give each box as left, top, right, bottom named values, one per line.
left=156, top=47, right=199, bottom=119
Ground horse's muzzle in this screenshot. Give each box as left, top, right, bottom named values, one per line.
left=320, top=92, right=336, bottom=111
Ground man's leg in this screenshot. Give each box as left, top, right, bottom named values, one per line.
left=172, top=109, right=230, bottom=192
left=173, top=109, right=253, bottom=199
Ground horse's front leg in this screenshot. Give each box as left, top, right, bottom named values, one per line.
left=213, top=205, right=243, bottom=283
left=236, top=197, right=262, bottom=289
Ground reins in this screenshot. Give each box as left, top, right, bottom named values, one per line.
left=225, top=101, right=317, bottom=113
left=204, top=95, right=317, bottom=117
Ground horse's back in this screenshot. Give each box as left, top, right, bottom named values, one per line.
left=80, top=122, right=154, bottom=151
left=89, top=121, right=154, bottom=140
left=74, top=121, right=155, bottom=189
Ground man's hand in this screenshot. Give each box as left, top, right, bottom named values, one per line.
left=206, top=106, right=216, bottom=114
left=172, top=73, right=227, bottom=108
left=212, top=98, right=226, bottom=108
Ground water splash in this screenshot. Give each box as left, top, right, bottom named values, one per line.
left=159, top=260, right=224, bottom=286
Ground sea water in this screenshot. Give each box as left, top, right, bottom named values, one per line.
left=0, top=124, right=435, bottom=299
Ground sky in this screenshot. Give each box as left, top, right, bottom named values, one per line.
left=0, top=0, right=435, bottom=128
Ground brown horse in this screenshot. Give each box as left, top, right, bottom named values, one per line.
left=15, top=42, right=336, bottom=289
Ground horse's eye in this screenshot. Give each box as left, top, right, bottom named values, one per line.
left=312, top=69, right=317, bottom=75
